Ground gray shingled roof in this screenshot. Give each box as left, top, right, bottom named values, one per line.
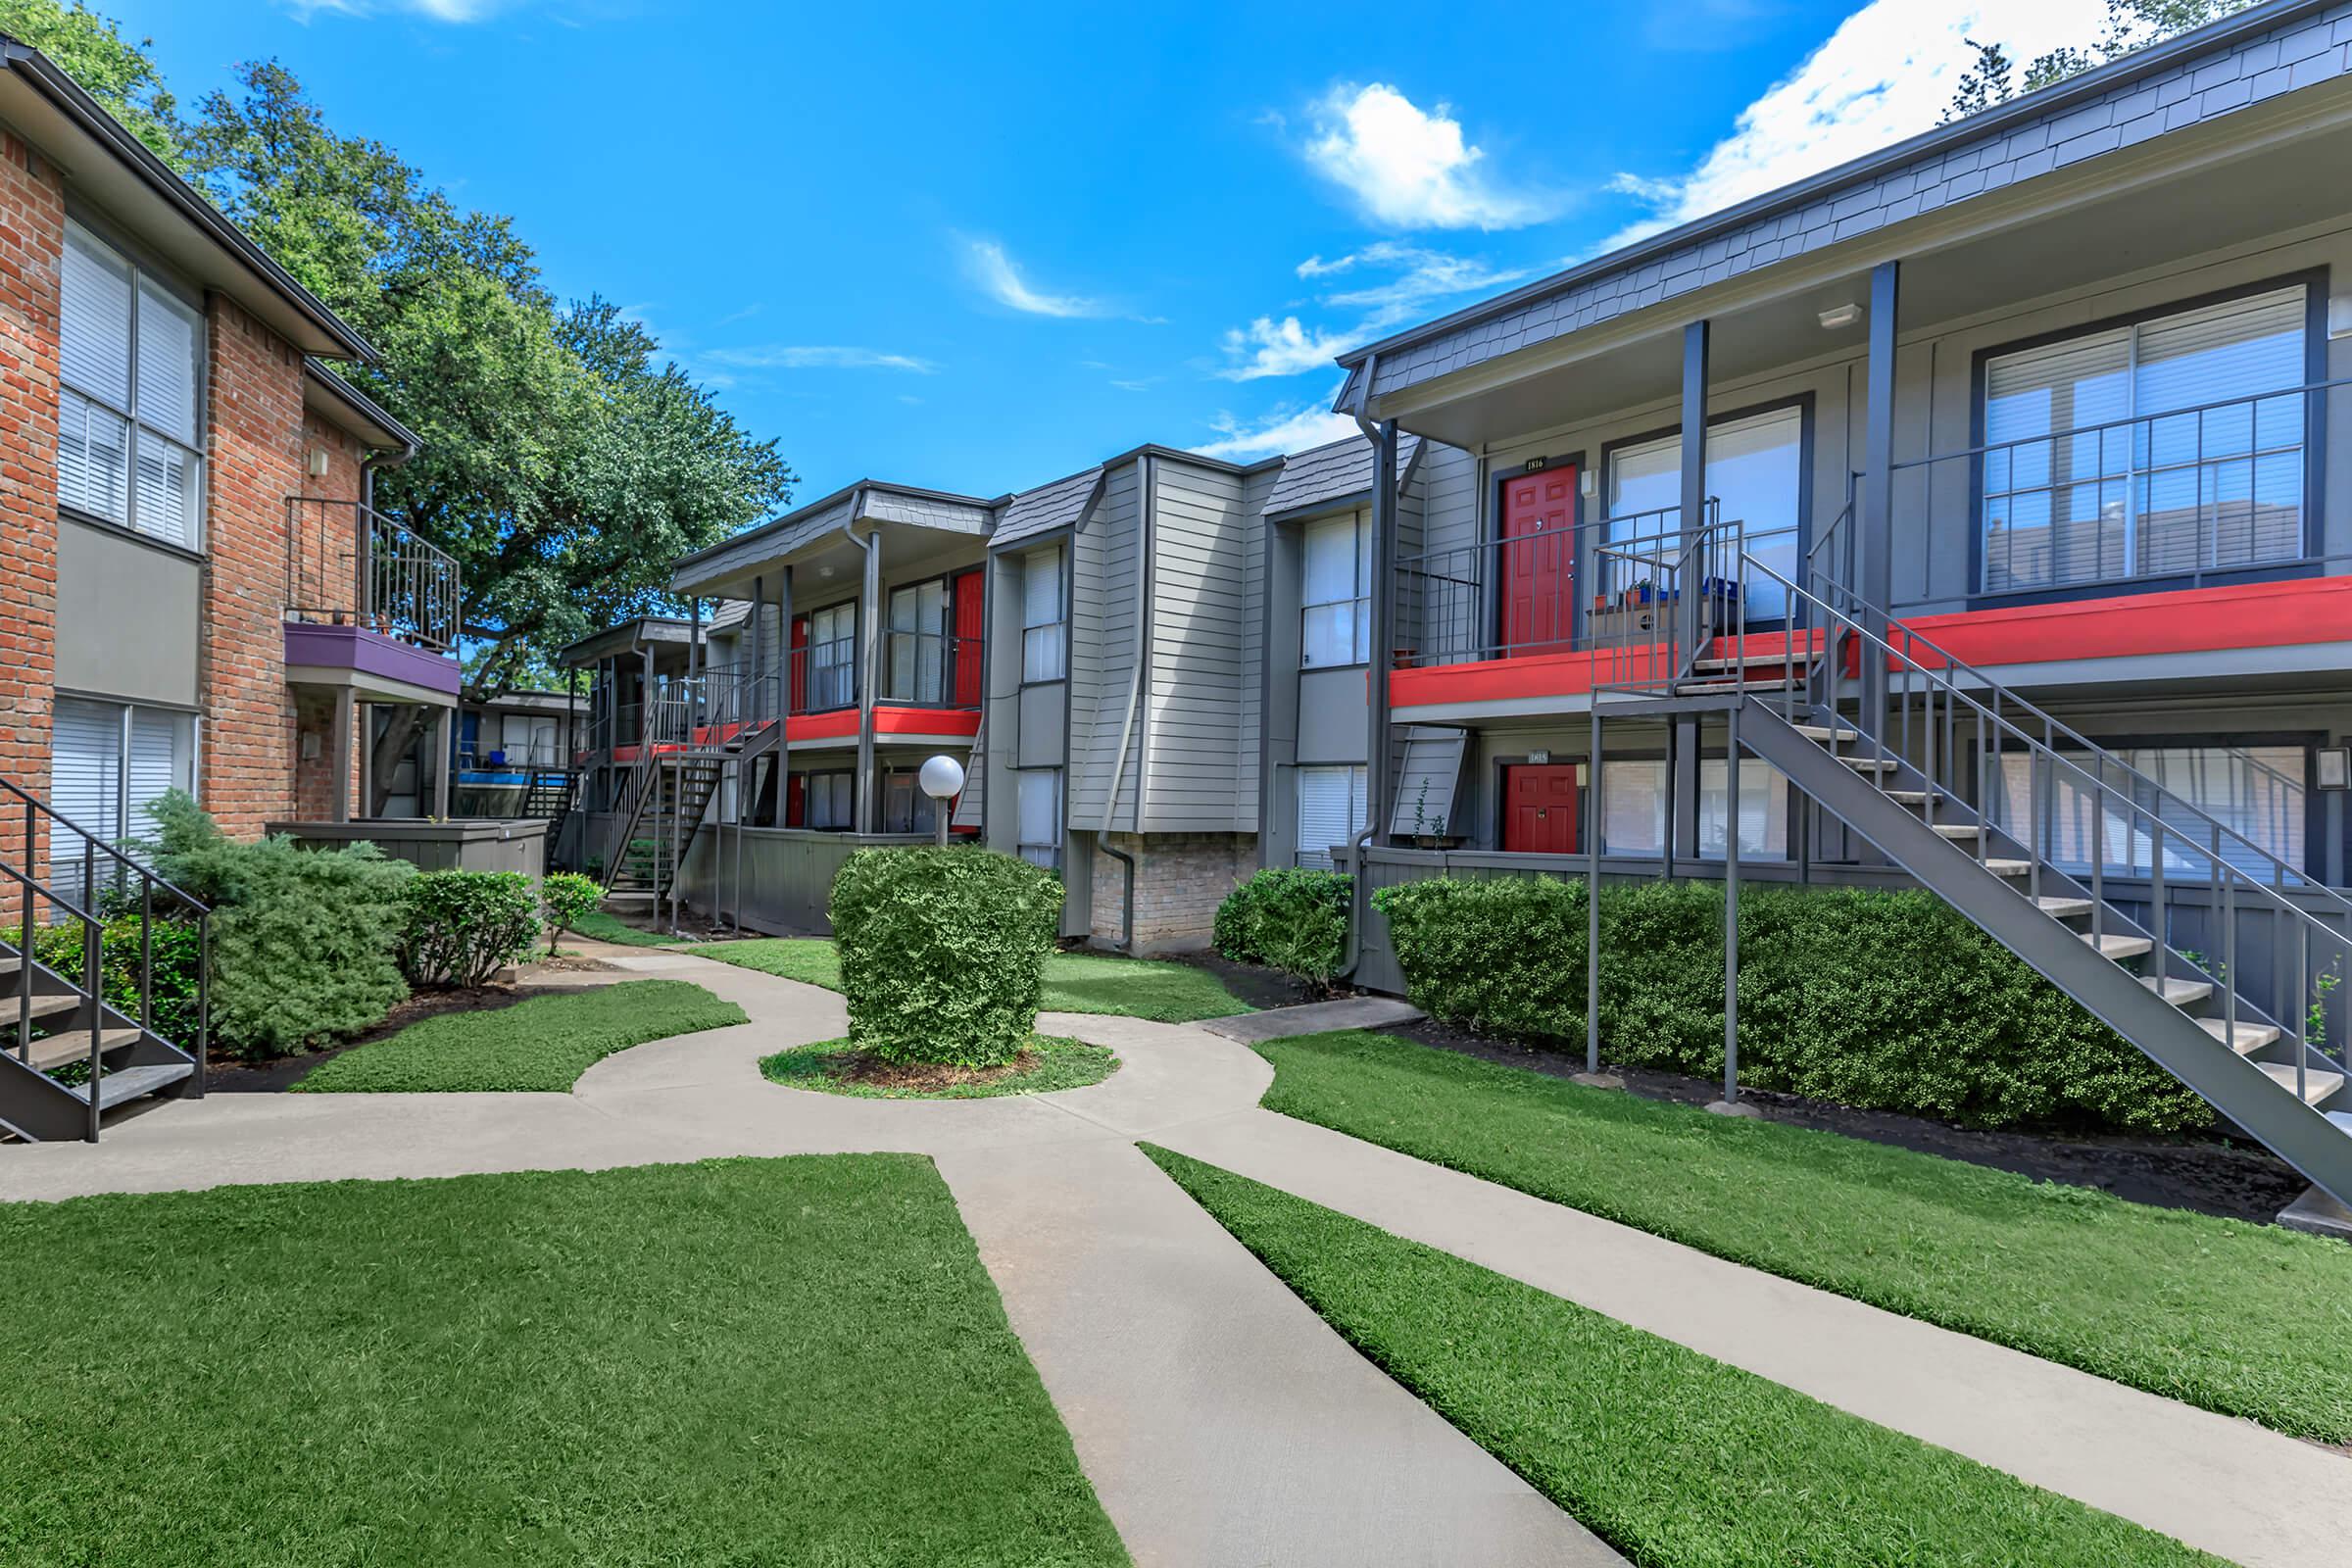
left=1337, top=0, right=2349, bottom=412
left=673, top=480, right=998, bottom=593
left=992, top=466, right=1103, bottom=550
left=1263, top=433, right=1424, bottom=519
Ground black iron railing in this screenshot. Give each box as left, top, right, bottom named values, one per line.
left=285, top=498, right=462, bottom=654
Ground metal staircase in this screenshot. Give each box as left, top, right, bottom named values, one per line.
left=598, top=669, right=780, bottom=919
left=0, top=779, right=210, bottom=1143
left=1592, top=521, right=2352, bottom=1208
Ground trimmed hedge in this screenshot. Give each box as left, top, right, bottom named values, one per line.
left=1373, top=875, right=2213, bottom=1134
left=828, top=846, right=1062, bottom=1067
left=1213, top=868, right=1351, bottom=989
left=143, top=792, right=412, bottom=1060
left=400, top=870, right=541, bottom=989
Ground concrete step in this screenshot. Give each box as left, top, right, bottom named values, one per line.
left=1791, top=722, right=1863, bottom=743
left=2144, top=974, right=2215, bottom=1007
left=1676, top=677, right=1798, bottom=696
left=2257, top=1061, right=2344, bottom=1106
left=2034, top=896, right=2094, bottom=917
left=1835, top=753, right=1901, bottom=772
left=6, top=992, right=82, bottom=1024
left=2197, top=1017, right=2280, bottom=1054
left=57, top=1059, right=192, bottom=1110
left=1929, top=822, right=1984, bottom=841
left=2081, top=930, right=2153, bottom=960
left=1981, top=858, right=2033, bottom=877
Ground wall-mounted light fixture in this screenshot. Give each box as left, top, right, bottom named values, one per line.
left=308, top=447, right=331, bottom=478
left=2320, top=746, right=2351, bottom=792
left=1817, top=303, right=1862, bottom=330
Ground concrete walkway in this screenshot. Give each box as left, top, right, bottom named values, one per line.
left=1199, top=994, right=1423, bottom=1042
left=4, top=942, right=2347, bottom=1568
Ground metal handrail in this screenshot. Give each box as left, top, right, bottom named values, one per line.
left=0, top=777, right=209, bottom=913
left=284, top=497, right=463, bottom=654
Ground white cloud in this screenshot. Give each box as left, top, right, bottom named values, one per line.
left=283, top=0, right=512, bottom=19
left=700, top=345, right=938, bottom=373
left=1308, top=241, right=1531, bottom=330
left=1193, top=393, right=1364, bottom=461
left=1109, top=378, right=1153, bottom=392
left=962, top=237, right=1112, bottom=318
left=1215, top=316, right=1360, bottom=381
left=1301, top=82, right=1558, bottom=230
left=1601, top=0, right=2110, bottom=247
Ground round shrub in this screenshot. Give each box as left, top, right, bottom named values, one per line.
left=540, top=870, right=604, bottom=956
left=1213, top=867, right=1351, bottom=989
left=828, top=846, right=1062, bottom=1067
left=400, top=870, right=542, bottom=989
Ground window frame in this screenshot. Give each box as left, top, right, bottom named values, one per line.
left=48, top=692, right=200, bottom=905
left=59, top=218, right=208, bottom=555
left=1294, top=762, right=1368, bottom=868
left=1980, top=731, right=2318, bottom=881
left=881, top=573, right=953, bottom=707
left=803, top=600, right=858, bottom=712
left=1020, top=545, right=1067, bottom=686
left=1298, top=509, right=1372, bottom=670
left=1965, top=269, right=2328, bottom=608
left=1015, top=766, right=1061, bottom=869
left=1581, top=751, right=1792, bottom=864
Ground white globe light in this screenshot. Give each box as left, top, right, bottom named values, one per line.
left=918, top=754, right=966, bottom=801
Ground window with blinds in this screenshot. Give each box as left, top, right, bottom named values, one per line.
left=1022, top=546, right=1066, bottom=683
left=1016, top=768, right=1061, bottom=868
left=60, top=223, right=204, bottom=550
left=1596, top=757, right=1787, bottom=860
left=884, top=580, right=948, bottom=704
left=1300, top=512, right=1371, bottom=668
left=1992, top=744, right=2304, bottom=879
left=804, top=771, right=854, bottom=832
left=1982, top=286, right=2307, bottom=594
left=806, top=603, right=856, bottom=710
left=1295, top=764, right=1367, bottom=867
left=49, top=697, right=195, bottom=906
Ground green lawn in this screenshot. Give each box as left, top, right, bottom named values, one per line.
left=1146, top=1147, right=2215, bottom=1568
left=701, top=938, right=1251, bottom=1023
left=762, top=1034, right=1118, bottom=1099
left=562, top=908, right=687, bottom=948
left=0, top=1157, right=1127, bottom=1567
left=295, top=979, right=747, bottom=1093
left=1252, top=1029, right=2352, bottom=1445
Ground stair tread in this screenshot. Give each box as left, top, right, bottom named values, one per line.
left=2257, top=1061, right=2343, bottom=1105
left=2034, top=896, right=2093, bottom=917
left=1791, top=722, right=1863, bottom=742
left=12, top=992, right=81, bottom=1021
left=1881, top=790, right=1931, bottom=806
left=24, top=1027, right=140, bottom=1073
left=2197, top=1017, right=2280, bottom=1054
left=2080, top=930, right=2153, bottom=959
left=1836, top=754, right=1901, bottom=771
left=58, top=1060, right=191, bottom=1109
left=2143, top=974, right=2214, bottom=1006
left=1929, top=822, right=1983, bottom=839
left=1981, top=858, right=2033, bottom=876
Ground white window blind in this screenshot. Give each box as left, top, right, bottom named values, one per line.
left=886, top=581, right=948, bottom=703
left=1022, top=546, right=1065, bottom=683
left=1016, top=769, right=1060, bottom=867
left=1300, top=513, right=1369, bottom=667
left=1596, top=757, right=1786, bottom=859
left=51, top=698, right=122, bottom=848
left=808, top=603, right=855, bottom=710
left=127, top=708, right=186, bottom=830
left=1994, top=745, right=2304, bottom=879
left=806, top=772, right=853, bottom=832
left=59, top=222, right=206, bottom=550
left=1983, top=287, right=2305, bottom=592
left=1600, top=760, right=1667, bottom=855
left=1296, top=764, right=1367, bottom=868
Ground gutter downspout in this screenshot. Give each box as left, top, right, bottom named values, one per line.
left=1095, top=453, right=1153, bottom=952
left=1342, top=357, right=1391, bottom=982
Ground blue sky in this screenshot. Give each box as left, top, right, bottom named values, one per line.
left=118, top=0, right=2110, bottom=506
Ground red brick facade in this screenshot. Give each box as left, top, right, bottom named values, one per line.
left=0, top=129, right=64, bottom=866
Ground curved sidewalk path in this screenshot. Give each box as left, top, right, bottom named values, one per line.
left=3, top=944, right=2347, bottom=1568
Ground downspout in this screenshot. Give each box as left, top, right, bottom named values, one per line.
left=1342, top=356, right=1389, bottom=981
left=1095, top=453, right=1153, bottom=952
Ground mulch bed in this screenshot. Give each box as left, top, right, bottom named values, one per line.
left=1386, top=1015, right=2310, bottom=1225
left=204, top=958, right=620, bottom=1094
left=824, top=1048, right=1045, bottom=1093
left=1165, top=950, right=1315, bottom=1011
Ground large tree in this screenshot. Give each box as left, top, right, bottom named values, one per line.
left=1946, top=0, right=2259, bottom=121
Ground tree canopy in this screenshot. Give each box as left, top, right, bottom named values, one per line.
left=1945, top=0, right=2259, bottom=122
left=0, top=1, right=793, bottom=702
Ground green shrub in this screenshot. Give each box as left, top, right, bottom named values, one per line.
left=1213, top=867, right=1353, bottom=989
left=540, top=871, right=603, bottom=956
left=1372, top=874, right=2212, bottom=1134
left=401, top=870, right=541, bottom=988
left=31, top=913, right=204, bottom=1048
left=828, top=846, right=1061, bottom=1067
left=143, top=792, right=412, bottom=1060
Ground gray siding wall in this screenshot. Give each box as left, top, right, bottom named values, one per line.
left=56, top=518, right=200, bottom=709
left=1067, top=459, right=1142, bottom=832
left=1236, top=464, right=1277, bottom=835
left=1140, top=456, right=1255, bottom=834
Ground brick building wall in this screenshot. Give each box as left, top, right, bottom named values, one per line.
left=0, top=130, right=64, bottom=864
left=284, top=409, right=367, bottom=822
left=1088, top=831, right=1257, bottom=953
left=200, top=297, right=309, bottom=839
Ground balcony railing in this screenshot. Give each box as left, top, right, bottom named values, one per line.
left=1828, top=377, right=2352, bottom=615
left=880, top=629, right=983, bottom=710
left=285, top=498, right=462, bottom=654
left=790, top=638, right=858, bottom=714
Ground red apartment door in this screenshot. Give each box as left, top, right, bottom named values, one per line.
left=951, top=567, right=985, bottom=708
left=784, top=773, right=807, bottom=828
left=788, top=614, right=809, bottom=713
left=1502, top=764, right=1580, bottom=855
left=1499, top=465, right=1577, bottom=656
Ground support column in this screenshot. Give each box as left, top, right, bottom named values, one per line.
left=1710, top=709, right=1755, bottom=1117
left=1859, top=260, right=1900, bottom=715
left=855, top=530, right=882, bottom=835
left=430, top=707, right=452, bottom=819
left=777, top=566, right=795, bottom=829
left=1672, top=319, right=1709, bottom=862
left=330, top=686, right=355, bottom=825
left=1366, top=419, right=1399, bottom=849
left=357, top=701, right=373, bottom=822
left=1583, top=708, right=1606, bottom=1082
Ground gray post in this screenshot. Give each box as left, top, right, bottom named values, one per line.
left=1584, top=707, right=1605, bottom=1082
left=331, top=686, right=354, bottom=824
left=1711, top=709, right=1755, bottom=1117
left=856, top=532, right=882, bottom=835
left=431, top=707, right=452, bottom=819
left=1673, top=319, right=1708, bottom=861
left=1859, top=260, right=1900, bottom=711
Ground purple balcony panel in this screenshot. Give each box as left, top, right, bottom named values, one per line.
left=283, top=621, right=463, bottom=699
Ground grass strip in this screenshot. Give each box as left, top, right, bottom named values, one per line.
left=762, top=1034, right=1117, bottom=1099
left=701, top=938, right=1251, bottom=1023
left=294, top=979, right=746, bottom=1092
left=1145, top=1145, right=2217, bottom=1568
left=1253, top=1028, right=2352, bottom=1445
left=562, top=908, right=688, bottom=947
left=0, top=1157, right=1128, bottom=1567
